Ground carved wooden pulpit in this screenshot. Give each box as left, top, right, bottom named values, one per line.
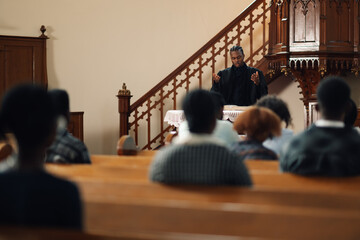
left=266, top=0, right=360, bottom=127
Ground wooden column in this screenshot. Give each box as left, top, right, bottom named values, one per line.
left=117, top=83, right=132, bottom=137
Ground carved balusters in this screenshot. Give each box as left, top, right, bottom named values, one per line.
left=120, top=0, right=271, bottom=149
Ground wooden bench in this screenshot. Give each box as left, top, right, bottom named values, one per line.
left=0, top=226, right=219, bottom=240
left=45, top=155, right=360, bottom=239
left=90, top=155, right=279, bottom=172
left=76, top=180, right=360, bottom=210
left=84, top=191, right=360, bottom=239
left=47, top=160, right=360, bottom=194
left=91, top=155, right=153, bottom=167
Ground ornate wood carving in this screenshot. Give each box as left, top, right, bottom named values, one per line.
left=117, top=83, right=132, bottom=138
left=294, top=0, right=316, bottom=15
left=329, top=0, right=351, bottom=14
left=267, top=0, right=360, bottom=127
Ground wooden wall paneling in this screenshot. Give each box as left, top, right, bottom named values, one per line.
left=0, top=36, right=47, bottom=98
left=0, top=27, right=85, bottom=143
left=289, top=0, right=320, bottom=52
left=355, top=109, right=360, bottom=128
left=68, top=112, right=84, bottom=141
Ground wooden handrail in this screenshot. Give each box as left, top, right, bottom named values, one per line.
left=119, top=0, right=271, bottom=149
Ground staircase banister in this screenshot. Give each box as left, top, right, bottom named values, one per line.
left=130, top=0, right=264, bottom=112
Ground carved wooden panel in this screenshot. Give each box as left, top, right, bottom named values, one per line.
left=0, top=36, right=47, bottom=98
left=327, top=0, right=354, bottom=51
left=68, top=112, right=84, bottom=141
left=290, top=0, right=320, bottom=51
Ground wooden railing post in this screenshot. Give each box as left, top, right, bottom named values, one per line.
left=117, top=83, right=132, bottom=137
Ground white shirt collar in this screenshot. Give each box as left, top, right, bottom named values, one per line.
left=315, top=119, right=345, bottom=128
left=172, top=133, right=226, bottom=147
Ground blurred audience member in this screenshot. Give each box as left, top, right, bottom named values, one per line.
left=46, top=89, right=91, bottom=164
left=150, top=89, right=252, bottom=186
left=280, top=76, right=360, bottom=176
left=0, top=84, right=82, bottom=229
left=178, top=91, right=239, bottom=148
left=256, top=95, right=293, bottom=155
left=231, top=107, right=281, bottom=160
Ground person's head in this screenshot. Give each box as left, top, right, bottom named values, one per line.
left=0, top=84, right=57, bottom=162
left=233, top=107, right=281, bottom=142
left=344, top=99, right=358, bottom=127
left=317, top=76, right=350, bottom=120
left=48, top=89, right=70, bottom=123
left=210, top=91, right=225, bottom=120
left=256, top=95, right=292, bottom=128
left=229, top=46, right=245, bottom=68
left=182, top=89, right=216, bottom=134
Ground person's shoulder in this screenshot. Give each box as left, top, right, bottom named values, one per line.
left=216, top=119, right=233, bottom=129
left=63, top=131, right=87, bottom=147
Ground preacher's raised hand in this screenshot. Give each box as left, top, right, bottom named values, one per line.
left=250, top=71, right=259, bottom=86
left=212, top=73, right=221, bottom=83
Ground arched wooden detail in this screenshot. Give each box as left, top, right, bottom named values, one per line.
left=118, top=0, right=271, bottom=150
left=267, top=0, right=360, bottom=127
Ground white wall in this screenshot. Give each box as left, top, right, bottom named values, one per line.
left=268, top=75, right=305, bottom=134
left=0, top=0, right=255, bottom=154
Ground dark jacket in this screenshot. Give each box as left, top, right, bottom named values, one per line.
left=280, top=125, right=360, bottom=176
left=211, top=64, right=267, bottom=106
left=0, top=170, right=82, bottom=229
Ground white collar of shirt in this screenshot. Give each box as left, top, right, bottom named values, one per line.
left=315, top=119, right=345, bottom=128
left=173, top=133, right=226, bottom=147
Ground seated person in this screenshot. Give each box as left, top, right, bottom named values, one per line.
left=255, top=95, right=293, bottom=155
left=231, top=107, right=281, bottom=160
left=0, top=84, right=82, bottom=229
left=178, top=91, right=239, bottom=148
left=149, top=89, right=252, bottom=186
left=46, top=89, right=91, bottom=164
left=280, top=76, right=360, bottom=176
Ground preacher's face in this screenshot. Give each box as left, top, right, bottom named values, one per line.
left=230, top=50, right=245, bottom=68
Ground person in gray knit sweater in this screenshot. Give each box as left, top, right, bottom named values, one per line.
left=149, top=89, right=252, bottom=186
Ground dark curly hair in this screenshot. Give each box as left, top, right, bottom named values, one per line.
left=256, top=95, right=292, bottom=128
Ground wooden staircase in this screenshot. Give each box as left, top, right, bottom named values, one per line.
left=117, top=0, right=271, bottom=150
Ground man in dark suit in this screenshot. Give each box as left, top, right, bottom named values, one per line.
left=211, top=45, right=268, bottom=106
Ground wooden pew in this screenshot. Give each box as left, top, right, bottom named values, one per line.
left=45, top=155, right=360, bottom=239
left=46, top=162, right=360, bottom=211
left=84, top=192, right=360, bottom=239
left=76, top=181, right=360, bottom=211
left=47, top=159, right=360, bottom=195
left=90, top=155, right=280, bottom=174
left=136, top=150, right=157, bottom=157
left=0, top=227, right=118, bottom=240
left=91, top=155, right=152, bottom=167
left=0, top=226, right=219, bottom=240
